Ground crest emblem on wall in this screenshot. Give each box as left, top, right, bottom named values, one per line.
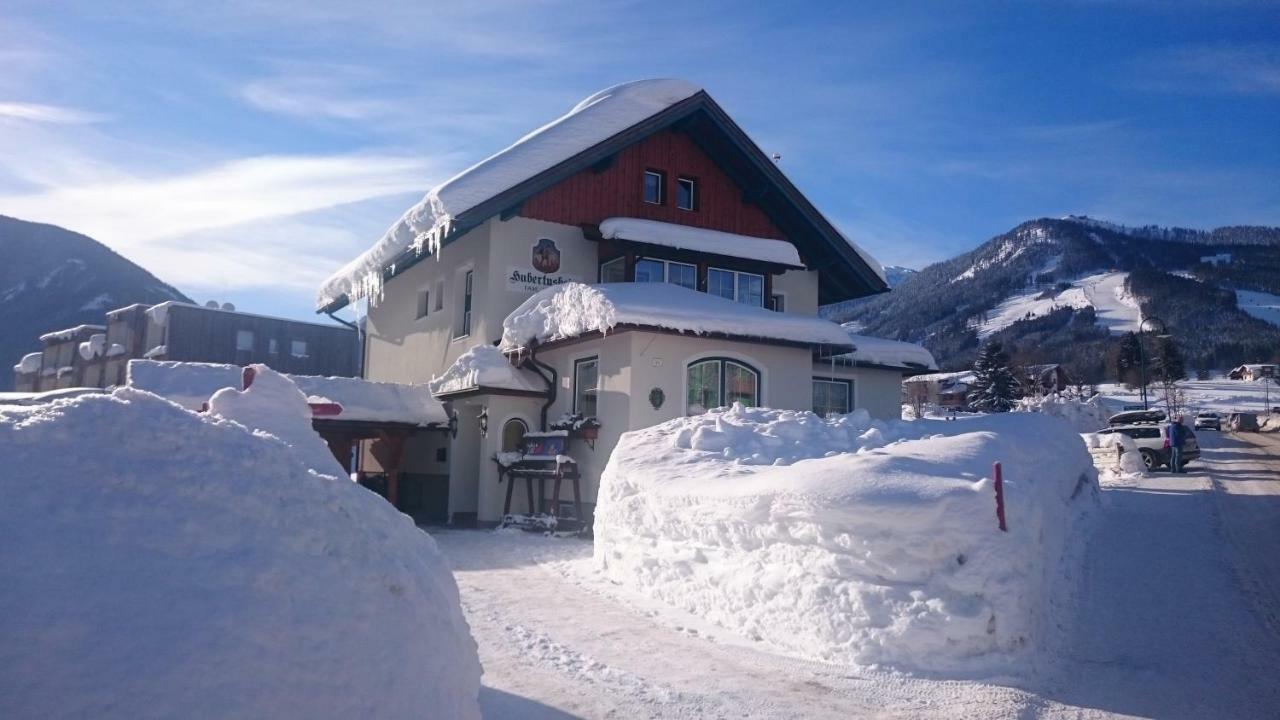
left=532, top=238, right=561, bottom=274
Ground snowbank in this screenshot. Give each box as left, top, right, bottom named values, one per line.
left=429, top=344, right=545, bottom=396
left=0, top=387, right=481, bottom=719
left=594, top=406, right=1099, bottom=674
left=500, top=282, right=852, bottom=350
left=599, top=217, right=802, bottom=267
left=316, top=79, right=701, bottom=309
left=1082, top=431, right=1147, bottom=484
left=1016, top=394, right=1111, bottom=433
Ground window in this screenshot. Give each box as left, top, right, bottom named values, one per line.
left=574, top=357, right=599, bottom=417
left=634, top=258, right=664, bottom=283
left=454, top=270, right=473, bottom=338
left=643, top=169, right=665, bottom=204
left=434, top=280, right=444, bottom=311
left=812, top=378, right=852, bottom=417
left=633, top=258, right=697, bottom=290
left=235, top=329, right=254, bottom=351
left=290, top=340, right=308, bottom=358
left=501, top=418, right=528, bottom=453
left=707, top=268, right=765, bottom=306
left=677, top=176, right=697, bottom=211
left=770, top=294, right=786, bottom=312
left=600, top=257, right=625, bottom=283
left=268, top=338, right=279, bottom=355
left=416, top=289, right=430, bottom=319
left=686, top=358, right=759, bottom=415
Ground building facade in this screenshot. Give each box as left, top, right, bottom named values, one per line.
left=13, top=302, right=358, bottom=392
left=318, top=80, right=935, bottom=526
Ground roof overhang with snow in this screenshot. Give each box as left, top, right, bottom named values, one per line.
left=595, top=217, right=804, bottom=269
left=826, top=329, right=938, bottom=373
left=500, top=282, right=855, bottom=353
left=316, top=81, right=887, bottom=313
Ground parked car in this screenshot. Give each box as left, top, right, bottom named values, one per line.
left=1228, top=412, right=1260, bottom=432
left=1094, top=423, right=1201, bottom=471
left=1194, top=412, right=1222, bottom=431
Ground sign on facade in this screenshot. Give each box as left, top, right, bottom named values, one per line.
left=507, top=238, right=580, bottom=294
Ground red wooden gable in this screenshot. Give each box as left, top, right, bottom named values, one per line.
left=520, top=128, right=785, bottom=240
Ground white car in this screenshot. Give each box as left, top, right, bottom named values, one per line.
left=1194, top=412, right=1221, bottom=431
left=1095, top=423, right=1200, bottom=471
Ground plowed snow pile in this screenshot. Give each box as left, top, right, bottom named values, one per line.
left=594, top=406, right=1099, bottom=674
left=0, top=367, right=481, bottom=720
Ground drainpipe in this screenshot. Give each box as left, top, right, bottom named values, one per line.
left=524, top=343, right=558, bottom=431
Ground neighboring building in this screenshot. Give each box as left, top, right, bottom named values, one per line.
left=14, top=302, right=358, bottom=391
left=902, top=370, right=976, bottom=409
left=1229, top=364, right=1277, bottom=381
left=1020, top=364, right=1071, bottom=396
left=317, top=79, right=935, bottom=527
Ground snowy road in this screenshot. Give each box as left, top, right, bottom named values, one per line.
left=435, top=431, right=1280, bottom=719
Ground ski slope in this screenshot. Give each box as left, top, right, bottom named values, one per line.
left=975, top=271, right=1142, bottom=339
left=1237, top=289, right=1280, bottom=327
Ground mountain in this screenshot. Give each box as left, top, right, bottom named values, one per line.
left=882, top=265, right=917, bottom=288
left=0, top=215, right=190, bottom=390
left=827, top=216, right=1280, bottom=379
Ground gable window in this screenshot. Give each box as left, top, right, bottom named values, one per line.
left=677, top=176, right=698, bottom=211
left=454, top=270, right=473, bottom=339
left=600, top=257, right=625, bottom=283
left=235, top=329, right=254, bottom=351
left=643, top=170, right=665, bottom=205
left=812, top=378, right=852, bottom=417
left=290, top=339, right=308, bottom=358
left=416, top=289, right=430, bottom=319
left=574, top=357, right=599, bottom=417
left=707, top=268, right=765, bottom=306
left=686, top=358, right=759, bottom=415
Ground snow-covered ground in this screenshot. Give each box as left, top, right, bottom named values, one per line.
left=1236, top=289, right=1280, bottom=327
left=446, top=425, right=1280, bottom=718
left=1095, top=377, right=1279, bottom=418
left=974, top=271, right=1141, bottom=339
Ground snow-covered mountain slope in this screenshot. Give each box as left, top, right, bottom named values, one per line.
left=826, top=216, right=1280, bottom=372
left=973, top=271, right=1141, bottom=339
left=0, top=215, right=190, bottom=389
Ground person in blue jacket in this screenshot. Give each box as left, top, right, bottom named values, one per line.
left=1166, top=416, right=1187, bottom=473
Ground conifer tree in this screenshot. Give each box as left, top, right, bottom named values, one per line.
left=970, top=341, right=1019, bottom=412
left=1116, top=332, right=1143, bottom=387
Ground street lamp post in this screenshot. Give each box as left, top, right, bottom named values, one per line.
left=1138, top=316, right=1168, bottom=411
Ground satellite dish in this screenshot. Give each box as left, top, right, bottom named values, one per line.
left=221, top=302, right=236, bottom=312
left=205, top=300, right=219, bottom=308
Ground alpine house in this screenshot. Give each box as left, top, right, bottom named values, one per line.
left=317, top=79, right=935, bottom=527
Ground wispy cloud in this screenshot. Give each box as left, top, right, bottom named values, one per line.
left=1133, top=43, right=1280, bottom=96
left=0, top=101, right=106, bottom=124
left=0, top=153, right=447, bottom=290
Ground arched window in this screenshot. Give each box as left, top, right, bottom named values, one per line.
left=686, top=358, right=759, bottom=415
left=501, top=418, right=528, bottom=453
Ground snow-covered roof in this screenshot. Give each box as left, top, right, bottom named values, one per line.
left=903, top=370, right=976, bottom=386
left=598, top=217, right=803, bottom=267
left=833, top=327, right=937, bottom=370
left=39, top=324, right=105, bottom=343
left=14, top=352, right=42, bottom=374
left=500, top=282, right=853, bottom=350
left=428, top=345, right=545, bottom=397
left=127, top=360, right=447, bottom=426
left=146, top=301, right=351, bottom=330
left=105, top=302, right=151, bottom=318
left=317, top=80, right=703, bottom=310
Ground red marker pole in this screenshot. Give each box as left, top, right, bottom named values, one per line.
left=993, top=462, right=1008, bottom=532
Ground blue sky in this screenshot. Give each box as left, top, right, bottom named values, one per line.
left=1, top=1, right=1276, bottom=321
